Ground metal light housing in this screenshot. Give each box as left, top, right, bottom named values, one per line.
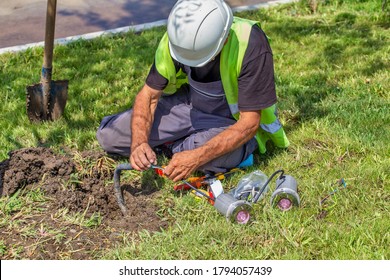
left=213, top=193, right=254, bottom=224
left=270, top=175, right=300, bottom=211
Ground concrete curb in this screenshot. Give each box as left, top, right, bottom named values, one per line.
left=0, top=0, right=295, bottom=55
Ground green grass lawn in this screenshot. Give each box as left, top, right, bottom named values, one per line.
left=0, top=0, right=389, bottom=259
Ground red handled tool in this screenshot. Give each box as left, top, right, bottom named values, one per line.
left=173, top=168, right=242, bottom=191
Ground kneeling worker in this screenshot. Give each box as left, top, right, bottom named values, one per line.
left=96, top=0, right=289, bottom=181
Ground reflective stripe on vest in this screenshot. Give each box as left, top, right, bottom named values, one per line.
left=154, top=17, right=289, bottom=153
left=229, top=103, right=239, bottom=116
left=261, top=120, right=282, bottom=134
left=260, top=104, right=281, bottom=134
left=230, top=101, right=282, bottom=133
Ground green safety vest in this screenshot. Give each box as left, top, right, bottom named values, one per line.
left=155, top=17, right=289, bottom=154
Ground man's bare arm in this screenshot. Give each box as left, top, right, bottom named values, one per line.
left=163, top=110, right=261, bottom=181
left=130, top=84, right=162, bottom=170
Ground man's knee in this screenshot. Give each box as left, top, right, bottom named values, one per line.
left=96, top=127, right=131, bottom=156
left=96, top=111, right=132, bottom=155
left=96, top=126, right=113, bottom=153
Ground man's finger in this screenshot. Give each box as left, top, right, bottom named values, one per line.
left=134, top=152, right=152, bottom=170
left=167, top=167, right=187, bottom=182
left=145, top=148, right=157, bottom=165
left=139, top=153, right=152, bottom=169
left=172, top=173, right=185, bottom=182
left=163, top=163, right=174, bottom=177
left=130, top=156, right=142, bottom=171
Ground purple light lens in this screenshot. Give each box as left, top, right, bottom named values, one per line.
left=236, top=210, right=250, bottom=224
left=278, top=198, right=292, bottom=211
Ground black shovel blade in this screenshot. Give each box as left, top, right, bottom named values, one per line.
left=26, top=83, right=47, bottom=122
left=26, top=79, right=68, bottom=122
left=48, top=80, right=68, bottom=121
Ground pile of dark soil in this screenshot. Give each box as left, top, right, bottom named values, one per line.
left=0, top=147, right=168, bottom=259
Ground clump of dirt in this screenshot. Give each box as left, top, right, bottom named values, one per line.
left=0, top=147, right=169, bottom=260
left=2, top=147, right=75, bottom=196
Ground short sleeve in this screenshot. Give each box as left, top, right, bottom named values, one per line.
left=237, top=25, right=277, bottom=111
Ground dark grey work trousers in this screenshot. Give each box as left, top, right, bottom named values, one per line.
left=96, top=86, right=258, bottom=173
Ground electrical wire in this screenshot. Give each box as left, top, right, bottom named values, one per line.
left=320, top=178, right=347, bottom=205
left=251, top=169, right=285, bottom=203
left=151, top=164, right=215, bottom=201
left=183, top=181, right=215, bottom=201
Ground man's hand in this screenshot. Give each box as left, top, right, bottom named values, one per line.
left=163, top=111, right=261, bottom=181
left=130, top=143, right=157, bottom=171
left=163, top=150, right=201, bottom=182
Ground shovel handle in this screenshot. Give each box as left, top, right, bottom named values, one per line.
left=39, top=0, right=57, bottom=120
left=42, top=0, right=57, bottom=71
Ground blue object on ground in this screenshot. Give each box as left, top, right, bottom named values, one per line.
left=238, top=154, right=254, bottom=168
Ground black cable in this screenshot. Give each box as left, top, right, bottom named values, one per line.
left=183, top=181, right=215, bottom=201
left=251, top=169, right=285, bottom=203
left=113, top=163, right=133, bottom=215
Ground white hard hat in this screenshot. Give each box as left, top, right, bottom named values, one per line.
left=167, top=0, right=233, bottom=67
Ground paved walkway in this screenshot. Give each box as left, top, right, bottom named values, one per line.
left=0, top=0, right=287, bottom=50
